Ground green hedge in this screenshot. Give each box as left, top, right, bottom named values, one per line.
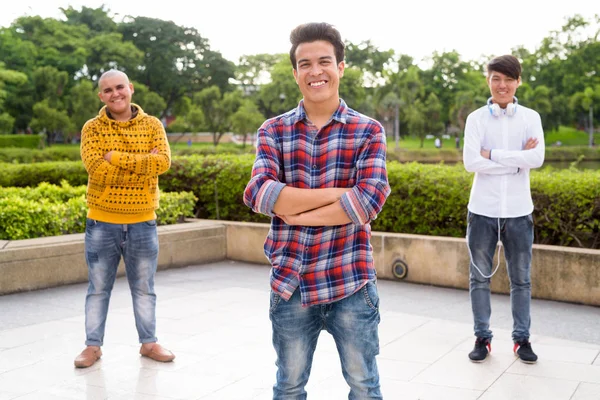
left=0, top=134, right=43, bottom=149
left=0, top=161, right=88, bottom=187
left=1, top=156, right=598, bottom=248
left=0, top=147, right=81, bottom=163
left=0, top=181, right=197, bottom=240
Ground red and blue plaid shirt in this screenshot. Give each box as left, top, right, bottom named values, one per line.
left=243, top=99, right=391, bottom=306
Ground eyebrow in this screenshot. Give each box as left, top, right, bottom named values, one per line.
left=298, top=55, right=334, bottom=64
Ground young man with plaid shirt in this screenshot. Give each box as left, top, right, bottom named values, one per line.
left=244, top=22, right=390, bottom=399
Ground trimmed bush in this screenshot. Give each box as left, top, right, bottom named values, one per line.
left=0, top=147, right=81, bottom=163
left=0, top=134, right=43, bottom=149
left=1, top=156, right=598, bottom=248
left=0, top=182, right=197, bottom=240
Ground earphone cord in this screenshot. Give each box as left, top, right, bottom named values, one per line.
left=465, top=218, right=504, bottom=279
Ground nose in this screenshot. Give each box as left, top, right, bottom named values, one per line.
left=309, top=64, right=323, bottom=76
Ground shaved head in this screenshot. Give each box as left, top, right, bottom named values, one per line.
left=98, top=70, right=130, bottom=90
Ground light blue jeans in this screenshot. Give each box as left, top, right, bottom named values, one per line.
left=270, top=281, right=382, bottom=400
left=84, top=218, right=159, bottom=346
left=467, top=212, right=534, bottom=342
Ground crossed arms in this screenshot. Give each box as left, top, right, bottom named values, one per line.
left=80, top=120, right=171, bottom=186
left=243, top=127, right=391, bottom=227
left=463, top=113, right=545, bottom=175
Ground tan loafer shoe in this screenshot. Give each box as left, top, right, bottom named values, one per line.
left=139, top=343, right=175, bottom=362
left=74, top=346, right=102, bottom=368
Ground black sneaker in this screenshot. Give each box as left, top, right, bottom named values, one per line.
left=468, top=337, right=491, bottom=362
left=514, top=339, right=538, bottom=364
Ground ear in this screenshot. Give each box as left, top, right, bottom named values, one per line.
left=292, top=67, right=299, bottom=85
left=338, top=61, right=345, bottom=78
left=129, top=82, right=135, bottom=93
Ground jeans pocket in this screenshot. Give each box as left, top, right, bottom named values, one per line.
left=269, top=291, right=282, bottom=314
left=362, top=281, right=379, bottom=311
left=526, top=213, right=534, bottom=225
left=144, top=220, right=157, bottom=227
left=86, top=218, right=97, bottom=230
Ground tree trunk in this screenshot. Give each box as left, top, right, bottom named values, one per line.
left=589, top=105, right=595, bottom=148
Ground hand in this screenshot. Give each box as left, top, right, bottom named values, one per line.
left=103, top=151, right=114, bottom=162
left=150, top=148, right=159, bottom=154
left=523, top=138, right=539, bottom=150
left=480, top=149, right=491, bottom=159
left=276, top=213, right=302, bottom=226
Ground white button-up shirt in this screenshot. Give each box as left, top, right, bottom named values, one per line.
left=463, top=104, right=545, bottom=218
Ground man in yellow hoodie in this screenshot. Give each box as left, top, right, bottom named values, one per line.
left=74, top=70, right=175, bottom=368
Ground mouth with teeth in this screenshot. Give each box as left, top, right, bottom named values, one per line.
left=309, top=80, right=327, bottom=88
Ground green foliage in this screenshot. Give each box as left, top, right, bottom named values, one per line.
left=161, top=154, right=268, bottom=223
left=0, top=146, right=81, bottom=163
left=0, top=113, right=15, bottom=133
left=0, top=182, right=197, bottom=240
left=531, top=167, right=600, bottom=248
left=1, top=155, right=598, bottom=248
left=0, top=161, right=87, bottom=187
left=0, top=134, right=42, bottom=148
left=373, top=162, right=471, bottom=237
left=156, top=191, right=197, bottom=225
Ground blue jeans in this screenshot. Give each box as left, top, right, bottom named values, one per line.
left=84, top=218, right=159, bottom=346
left=270, top=281, right=382, bottom=400
left=467, top=212, right=533, bottom=342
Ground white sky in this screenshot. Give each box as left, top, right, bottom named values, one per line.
left=1, top=0, right=597, bottom=66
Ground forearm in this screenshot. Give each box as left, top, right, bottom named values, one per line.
left=272, top=187, right=349, bottom=215
left=490, top=147, right=545, bottom=169
left=281, top=201, right=352, bottom=227
left=110, top=151, right=171, bottom=176
left=85, top=157, right=149, bottom=185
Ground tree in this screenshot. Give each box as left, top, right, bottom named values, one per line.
left=231, top=100, right=265, bottom=148
left=131, top=81, right=167, bottom=117
left=405, top=100, right=427, bottom=147
left=423, top=93, right=445, bottom=143
left=256, top=59, right=301, bottom=118
left=119, top=17, right=234, bottom=115
left=30, top=99, right=75, bottom=144
left=68, top=79, right=100, bottom=131
left=345, top=40, right=394, bottom=87
left=194, top=86, right=243, bottom=145
left=570, top=85, right=600, bottom=147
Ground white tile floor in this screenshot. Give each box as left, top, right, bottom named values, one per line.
left=0, top=261, right=599, bottom=399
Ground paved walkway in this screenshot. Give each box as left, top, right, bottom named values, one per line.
left=1, top=261, right=599, bottom=399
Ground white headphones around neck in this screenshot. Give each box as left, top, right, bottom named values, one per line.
left=487, top=96, right=518, bottom=117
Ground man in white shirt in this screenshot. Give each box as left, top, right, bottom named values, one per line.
left=463, top=55, right=545, bottom=364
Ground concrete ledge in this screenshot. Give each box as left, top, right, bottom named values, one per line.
left=0, top=220, right=226, bottom=295
left=2, top=220, right=599, bottom=306
left=222, top=221, right=600, bottom=307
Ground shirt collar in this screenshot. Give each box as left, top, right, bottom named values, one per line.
left=292, top=98, right=349, bottom=125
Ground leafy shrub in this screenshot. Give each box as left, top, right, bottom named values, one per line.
left=0, top=134, right=42, bottom=149
left=0, top=182, right=197, bottom=240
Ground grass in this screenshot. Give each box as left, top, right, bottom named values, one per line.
left=387, top=126, right=597, bottom=149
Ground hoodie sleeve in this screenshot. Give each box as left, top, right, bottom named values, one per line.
left=80, top=120, right=149, bottom=185
left=109, top=117, right=171, bottom=176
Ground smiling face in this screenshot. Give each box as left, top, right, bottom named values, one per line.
left=293, top=40, right=344, bottom=110
left=98, top=71, right=134, bottom=120
left=487, top=70, right=520, bottom=108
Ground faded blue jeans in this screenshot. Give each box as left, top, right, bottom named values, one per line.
left=467, top=212, right=534, bottom=342
left=84, top=218, right=159, bottom=346
left=270, top=281, right=382, bottom=400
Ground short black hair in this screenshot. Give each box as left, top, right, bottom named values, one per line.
left=487, top=55, right=522, bottom=80
left=289, top=22, right=345, bottom=70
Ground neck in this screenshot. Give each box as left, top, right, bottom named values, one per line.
left=303, top=97, right=339, bottom=129
left=107, top=105, right=134, bottom=122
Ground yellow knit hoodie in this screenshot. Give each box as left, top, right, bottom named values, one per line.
left=80, top=104, right=171, bottom=224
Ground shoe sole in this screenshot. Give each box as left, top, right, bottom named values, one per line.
left=469, top=355, right=489, bottom=363
left=515, top=355, right=537, bottom=364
